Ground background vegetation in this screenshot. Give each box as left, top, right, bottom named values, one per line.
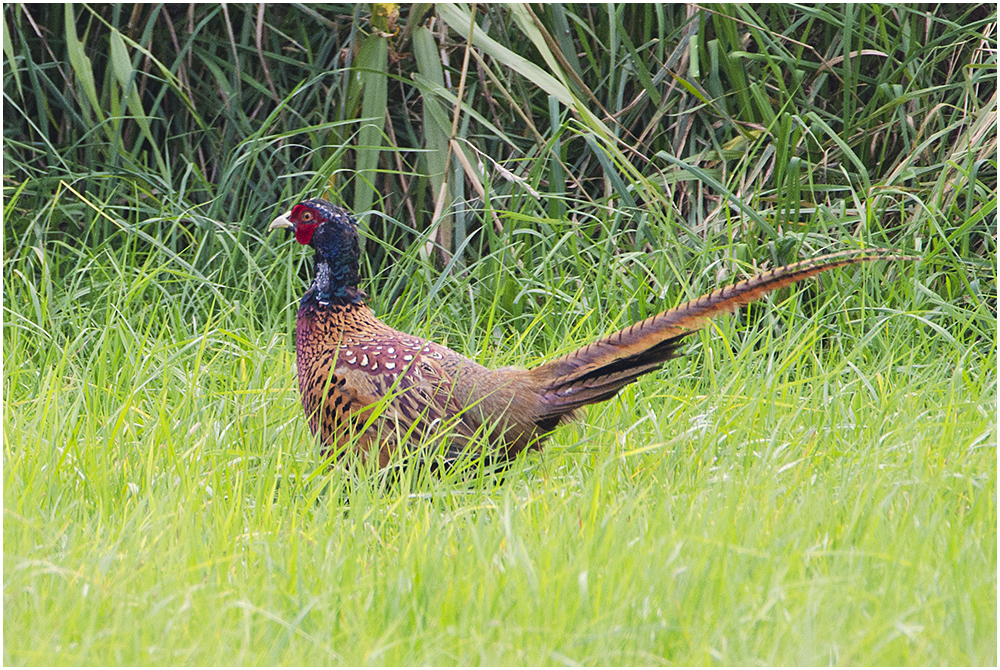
left=4, top=3, right=996, bottom=664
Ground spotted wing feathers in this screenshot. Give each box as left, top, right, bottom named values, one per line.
left=296, top=302, right=484, bottom=465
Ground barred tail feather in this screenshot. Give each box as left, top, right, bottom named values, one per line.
left=529, top=249, right=912, bottom=419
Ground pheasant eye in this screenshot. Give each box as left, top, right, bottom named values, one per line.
left=301, top=211, right=313, bottom=222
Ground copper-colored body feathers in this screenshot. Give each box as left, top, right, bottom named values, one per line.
left=285, top=237, right=909, bottom=467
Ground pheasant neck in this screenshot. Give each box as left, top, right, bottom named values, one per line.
left=308, top=252, right=365, bottom=307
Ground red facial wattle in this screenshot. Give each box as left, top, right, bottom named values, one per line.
left=289, top=204, right=319, bottom=245
left=294, top=223, right=317, bottom=245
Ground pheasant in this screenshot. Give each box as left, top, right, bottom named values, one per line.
left=270, top=198, right=908, bottom=469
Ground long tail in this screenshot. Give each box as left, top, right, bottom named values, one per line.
left=528, top=249, right=913, bottom=423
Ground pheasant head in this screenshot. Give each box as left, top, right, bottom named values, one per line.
left=269, top=198, right=365, bottom=305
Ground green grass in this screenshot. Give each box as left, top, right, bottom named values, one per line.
left=4, top=3, right=997, bottom=665
left=4, top=238, right=994, bottom=664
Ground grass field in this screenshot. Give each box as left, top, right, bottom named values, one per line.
left=4, top=3, right=997, bottom=665
left=4, top=243, right=995, bottom=664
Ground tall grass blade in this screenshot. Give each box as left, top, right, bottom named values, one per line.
left=354, top=33, right=388, bottom=217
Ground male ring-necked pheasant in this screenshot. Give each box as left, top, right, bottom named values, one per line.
left=270, top=198, right=907, bottom=469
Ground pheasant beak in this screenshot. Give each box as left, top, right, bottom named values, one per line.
left=268, top=211, right=295, bottom=232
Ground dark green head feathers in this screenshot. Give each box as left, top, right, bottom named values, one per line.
left=269, top=198, right=365, bottom=306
